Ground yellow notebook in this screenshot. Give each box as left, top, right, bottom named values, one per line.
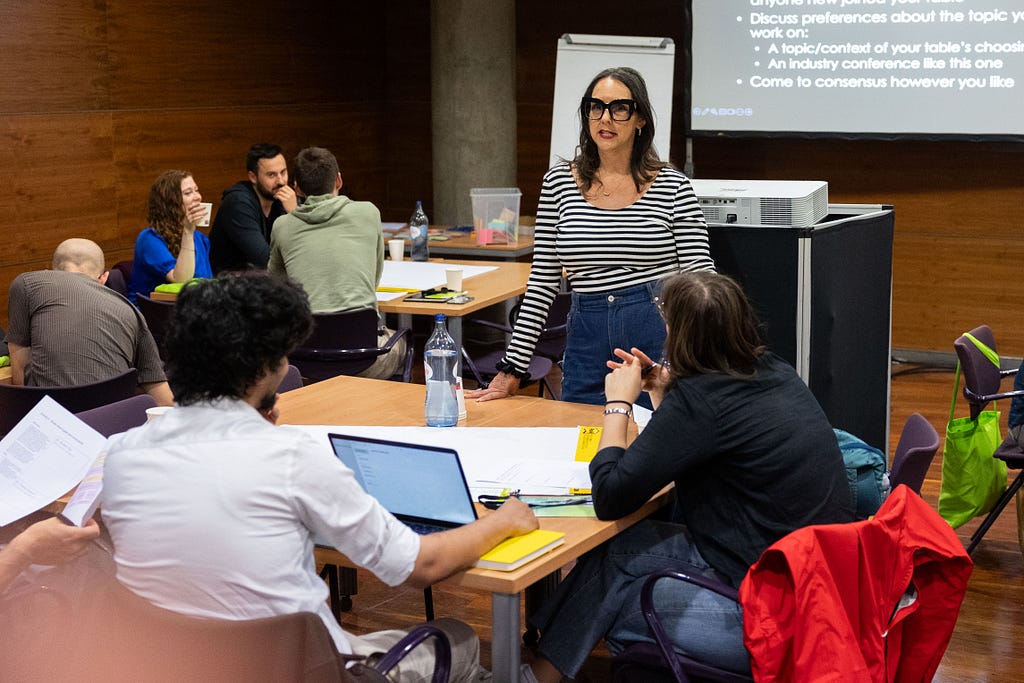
left=476, top=529, right=566, bottom=571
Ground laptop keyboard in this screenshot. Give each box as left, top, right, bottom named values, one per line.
left=405, top=521, right=446, bottom=535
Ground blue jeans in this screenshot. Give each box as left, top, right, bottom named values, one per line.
left=561, top=281, right=665, bottom=407
left=529, top=520, right=751, bottom=678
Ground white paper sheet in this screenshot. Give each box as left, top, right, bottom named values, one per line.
left=0, top=396, right=107, bottom=526
left=293, top=425, right=589, bottom=496
left=378, top=261, right=496, bottom=293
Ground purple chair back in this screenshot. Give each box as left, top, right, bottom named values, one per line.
left=136, top=294, right=175, bottom=350
left=889, top=413, right=940, bottom=495
left=278, top=364, right=304, bottom=393
left=953, top=325, right=1000, bottom=418
left=104, top=267, right=129, bottom=298
left=75, top=394, right=157, bottom=437
left=0, top=369, right=139, bottom=436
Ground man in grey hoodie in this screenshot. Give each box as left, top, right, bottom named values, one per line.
left=268, top=146, right=404, bottom=379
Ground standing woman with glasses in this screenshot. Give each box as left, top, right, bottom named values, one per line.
left=467, top=66, right=714, bottom=407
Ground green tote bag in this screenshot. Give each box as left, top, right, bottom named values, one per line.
left=938, top=334, right=1009, bottom=528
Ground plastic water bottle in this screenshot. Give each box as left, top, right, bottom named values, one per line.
left=409, top=200, right=430, bottom=262
left=424, top=314, right=459, bottom=427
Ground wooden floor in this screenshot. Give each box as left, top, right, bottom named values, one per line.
left=333, top=364, right=1024, bottom=682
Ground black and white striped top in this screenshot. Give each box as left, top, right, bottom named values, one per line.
left=502, top=164, right=715, bottom=373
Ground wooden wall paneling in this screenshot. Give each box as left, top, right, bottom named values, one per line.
left=893, top=232, right=1024, bottom=353
left=0, top=113, right=118, bottom=264
left=110, top=103, right=391, bottom=241
left=0, top=0, right=111, bottom=113
left=104, top=1, right=386, bottom=110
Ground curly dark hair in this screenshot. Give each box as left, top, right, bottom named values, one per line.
left=164, top=272, right=313, bottom=405
left=573, top=66, right=667, bottom=195
left=660, top=271, right=766, bottom=380
left=147, top=170, right=191, bottom=255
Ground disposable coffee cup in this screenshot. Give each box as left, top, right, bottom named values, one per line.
left=445, top=267, right=463, bottom=292
left=456, top=376, right=467, bottom=421
left=388, top=238, right=405, bottom=261
left=197, top=202, right=213, bottom=227
left=145, top=406, right=173, bottom=421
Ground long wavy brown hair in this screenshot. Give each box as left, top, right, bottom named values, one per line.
left=573, top=66, right=666, bottom=195
left=660, top=271, right=766, bottom=379
left=147, top=170, right=192, bottom=254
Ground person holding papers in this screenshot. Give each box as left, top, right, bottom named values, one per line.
left=468, top=66, right=713, bottom=407
left=522, top=272, right=853, bottom=682
left=101, top=272, right=536, bottom=682
left=0, top=517, right=99, bottom=592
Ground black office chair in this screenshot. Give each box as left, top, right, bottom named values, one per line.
left=136, top=293, right=176, bottom=351
left=290, top=308, right=413, bottom=384
left=0, top=369, right=139, bottom=436
left=461, top=292, right=570, bottom=398
left=952, top=325, right=1024, bottom=555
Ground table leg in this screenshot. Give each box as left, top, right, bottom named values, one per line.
left=491, top=591, right=521, bottom=683
left=448, top=316, right=463, bottom=354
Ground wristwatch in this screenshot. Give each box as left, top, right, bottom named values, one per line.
left=603, top=407, right=632, bottom=418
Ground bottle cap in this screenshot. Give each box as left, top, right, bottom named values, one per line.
left=434, top=313, right=446, bottom=322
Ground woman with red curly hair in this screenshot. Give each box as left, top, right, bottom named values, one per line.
left=128, top=170, right=212, bottom=302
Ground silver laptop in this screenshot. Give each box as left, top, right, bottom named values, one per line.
left=327, top=433, right=478, bottom=534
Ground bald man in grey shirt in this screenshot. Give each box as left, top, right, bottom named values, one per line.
left=5, top=239, right=172, bottom=405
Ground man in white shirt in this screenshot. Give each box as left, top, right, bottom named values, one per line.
left=101, top=272, right=536, bottom=682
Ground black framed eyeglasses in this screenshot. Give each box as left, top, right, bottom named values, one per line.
left=582, top=97, right=637, bottom=122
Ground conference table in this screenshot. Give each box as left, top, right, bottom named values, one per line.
left=388, top=229, right=536, bottom=261
left=277, top=375, right=668, bottom=683
left=379, top=259, right=532, bottom=351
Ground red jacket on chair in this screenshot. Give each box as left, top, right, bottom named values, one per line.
left=739, top=485, right=972, bottom=682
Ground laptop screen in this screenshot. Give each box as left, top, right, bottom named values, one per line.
left=327, top=433, right=478, bottom=529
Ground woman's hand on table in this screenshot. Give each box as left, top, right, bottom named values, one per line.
left=466, top=371, right=520, bottom=402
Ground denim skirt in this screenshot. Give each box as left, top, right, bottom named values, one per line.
left=561, top=280, right=665, bottom=407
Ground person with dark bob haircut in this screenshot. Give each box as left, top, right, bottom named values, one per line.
left=100, top=272, right=537, bottom=682
left=128, top=170, right=212, bottom=302
left=469, top=66, right=714, bottom=408
left=521, top=271, right=853, bottom=683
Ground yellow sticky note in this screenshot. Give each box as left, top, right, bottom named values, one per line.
left=575, top=425, right=602, bottom=462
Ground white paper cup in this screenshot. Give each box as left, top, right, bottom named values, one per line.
left=197, top=202, right=213, bottom=227
left=445, top=267, right=463, bottom=292
left=388, top=238, right=405, bottom=261
left=145, top=406, right=173, bottom=421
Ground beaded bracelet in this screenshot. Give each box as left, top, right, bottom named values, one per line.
left=603, top=407, right=632, bottom=418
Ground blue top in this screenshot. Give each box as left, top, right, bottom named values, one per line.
left=1010, top=359, right=1024, bottom=429
left=128, top=228, right=212, bottom=302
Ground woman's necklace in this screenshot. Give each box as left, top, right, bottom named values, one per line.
left=595, top=172, right=634, bottom=198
